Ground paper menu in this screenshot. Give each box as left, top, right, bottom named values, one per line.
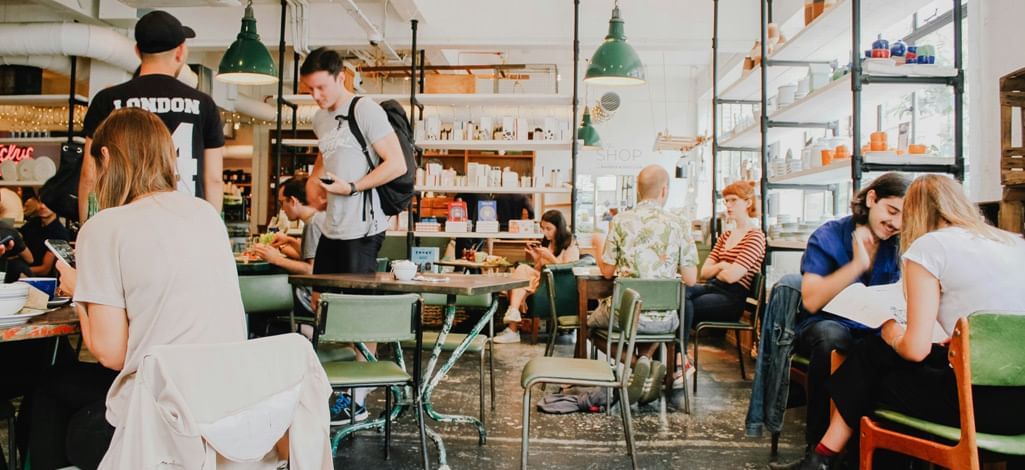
left=823, top=282, right=948, bottom=342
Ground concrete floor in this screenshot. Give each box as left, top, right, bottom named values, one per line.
left=0, top=334, right=809, bottom=470
left=332, top=334, right=808, bottom=470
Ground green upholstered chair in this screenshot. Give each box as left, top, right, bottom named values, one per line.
left=523, top=259, right=593, bottom=345
left=692, top=272, right=765, bottom=394
left=590, top=278, right=690, bottom=416
left=520, top=288, right=643, bottom=469
left=238, top=274, right=355, bottom=362
left=401, top=293, right=496, bottom=425
left=317, top=293, right=429, bottom=466
left=860, top=312, right=1025, bottom=470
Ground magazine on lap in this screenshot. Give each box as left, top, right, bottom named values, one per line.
left=823, top=282, right=947, bottom=343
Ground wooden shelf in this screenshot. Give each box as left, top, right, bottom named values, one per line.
left=0, top=136, right=85, bottom=145
left=415, top=186, right=572, bottom=194
left=281, top=93, right=570, bottom=107
left=718, top=0, right=936, bottom=101
left=386, top=230, right=543, bottom=239
left=767, top=154, right=956, bottom=186
left=0, top=94, right=88, bottom=106
left=767, top=240, right=808, bottom=250
left=418, top=140, right=572, bottom=151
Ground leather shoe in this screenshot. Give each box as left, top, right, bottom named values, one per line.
left=768, top=450, right=834, bottom=470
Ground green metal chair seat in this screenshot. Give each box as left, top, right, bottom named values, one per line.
left=874, top=406, right=1025, bottom=457
left=316, top=343, right=357, bottom=363
left=791, top=354, right=811, bottom=368
left=556, top=315, right=580, bottom=328
left=593, top=328, right=676, bottom=343
left=400, top=332, right=487, bottom=353
left=322, top=360, right=412, bottom=386
left=520, top=357, right=616, bottom=388
left=698, top=320, right=755, bottom=331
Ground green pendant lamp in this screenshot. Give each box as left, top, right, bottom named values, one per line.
left=585, top=1, right=645, bottom=85
left=217, top=0, right=278, bottom=85
left=577, top=107, right=601, bottom=147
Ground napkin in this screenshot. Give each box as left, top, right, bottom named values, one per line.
left=24, top=284, right=49, bottom=310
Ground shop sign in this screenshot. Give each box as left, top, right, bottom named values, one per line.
left=578, top=146, right=647, bottom=175
left=0, top=144, right=34, bottom=162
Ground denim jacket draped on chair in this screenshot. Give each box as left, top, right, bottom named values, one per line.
left=744, top=273, right=802, bottom=437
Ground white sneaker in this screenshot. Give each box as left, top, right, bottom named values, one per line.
left=492, top=328, right=521, bottom=344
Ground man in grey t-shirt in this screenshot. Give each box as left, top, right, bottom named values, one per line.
left=300, top=48, right=406, bottom=276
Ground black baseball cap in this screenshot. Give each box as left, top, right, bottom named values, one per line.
left=135, top=10, right=196, bottom=54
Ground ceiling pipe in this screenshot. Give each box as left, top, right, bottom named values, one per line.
left=341, top=0, right=402, bottom=62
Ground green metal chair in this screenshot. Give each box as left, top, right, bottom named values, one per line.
left=239, top=274, right=354, bottom=362
left=525, top=259, right=594, bottom=348
left=376, top=257, right=390, bottom=273
left=692, top=272, right=765, bottom=394
left=590, top=278, right=691, bottom=416
left=400, top=293, right=496, bottom=425
left=521, top=288, right=644, bottom=469
left=317, top=293, right=429, bottom=467
left=860, top=312, right=1025, bottom=470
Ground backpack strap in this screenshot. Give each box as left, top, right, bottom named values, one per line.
left=344, top=96, right=375, bottom=225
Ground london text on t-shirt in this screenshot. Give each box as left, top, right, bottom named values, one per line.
left=83, top=74, right=225, bottom=199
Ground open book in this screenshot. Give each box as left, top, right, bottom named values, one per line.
left=823, top=282, right=948, bottom=343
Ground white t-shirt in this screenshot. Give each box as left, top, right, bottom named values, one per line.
left=902, top=226, right=1025, bottom=336
left=312, top=96, right=394, bottom=240
left=74, top=191, right=247, bottom=425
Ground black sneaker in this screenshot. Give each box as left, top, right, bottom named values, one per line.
left=329, top=393, right=369, bottom=425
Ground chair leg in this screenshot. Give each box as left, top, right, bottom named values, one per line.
left=619, top=384, right=639, bottom=469
left=735, top=329, right=747, bottom=380
left=479, top=349, right=486, bottom=427
left=489, top=339, right=496, bottom=412
left=521, top=386, right=532, bottom=470
left=658, top=343, right=667, bottom=423
left=530, top=318, right=540, bottom=345
left=6, top=415, right=16, bottom=470
left=545, top=324, right=557, bottom=357
left=692, top=326, right=701, bottom=395
left=384, top=386, right=392, bottom=460
left=413, top=381, right=430, bottom=469
left=770, top=431, right=779, bottom=458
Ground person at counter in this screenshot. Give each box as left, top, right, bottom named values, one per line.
left=493, top=210, right=580, bottom=344
left=300, top=47, right=407, bottom=424
left=771, top=172, right=910, bottom=469
left=78, top=10, right=225, bottom=222
left=27, top=108, right=246, bottom=470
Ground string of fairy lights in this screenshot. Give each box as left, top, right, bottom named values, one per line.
left=0, top=105, right=86, bottom=132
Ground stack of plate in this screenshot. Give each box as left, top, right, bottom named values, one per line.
left=0, top=283, right=37, bottom=327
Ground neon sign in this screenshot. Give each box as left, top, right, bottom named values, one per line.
left=0, top=144, right=34, bottom=162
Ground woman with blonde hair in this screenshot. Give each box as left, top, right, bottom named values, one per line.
left=684, top=180, right=766, bottom=339
left=27, top=107, right=246, bottom=470
left=783, top=175, right=1025, bottom=470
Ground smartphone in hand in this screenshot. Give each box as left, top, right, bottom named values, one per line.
left=0, top=234, right=13, bottom=246
left=45, top=239, right=75, bottom=268
left=319, top=177, right=335, bottom=185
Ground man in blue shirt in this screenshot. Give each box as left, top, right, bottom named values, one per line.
left=771, top=172, right=910, bottom=469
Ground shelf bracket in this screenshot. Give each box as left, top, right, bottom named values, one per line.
left=718, top=146, right=759, bottom=153
left=767, top=120, right=836, bottom=129
left=716, top=98, right=760, bottom=105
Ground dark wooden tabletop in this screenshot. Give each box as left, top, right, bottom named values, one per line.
left=1, top=305, right=79, bottom=343
left=290, top=272, right=528, bottom=296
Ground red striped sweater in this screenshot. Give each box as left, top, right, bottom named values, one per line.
left=708, top=229, right=766, bottom=290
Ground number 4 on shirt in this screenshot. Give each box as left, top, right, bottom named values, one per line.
left=170, top=123, right=198, bottom=195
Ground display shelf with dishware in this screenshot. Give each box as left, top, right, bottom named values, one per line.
left=0, top=155, right=60, bottom=186
left=718, top=0, right=937, bottom=102
left=711, top=0, right=966, bottom=265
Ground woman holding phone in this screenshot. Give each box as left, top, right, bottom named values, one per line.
left=26, top=108, right=247, bottom=470
left=493, top=210, right=579, bottom=344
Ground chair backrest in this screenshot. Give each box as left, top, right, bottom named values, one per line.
left=612, top=278, right=683, bottom=312
left=238, top=274, right=293, bottom=314
left=745, top=272, right=766, bottom=315
left=421, top=293, right=492, bottom=308
left=529, top=258, right=594, bottom=318
left=613, top=288, right=643, bottom=385
left=319, top=293, right=420, bottom=343
left=964, top=312, right=1025, bottom=387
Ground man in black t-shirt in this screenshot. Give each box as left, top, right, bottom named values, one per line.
left=78, top=10, right=224, bottom=221
left=20, top=200, right=71, bottom=277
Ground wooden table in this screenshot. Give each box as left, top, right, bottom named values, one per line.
left=289, top=272, right=527, bottom=468
left=575, top=269, right=614, bottom=358
left=0, top=306, right=79, bottom=343
left=434, top=259, right=514, bottom=273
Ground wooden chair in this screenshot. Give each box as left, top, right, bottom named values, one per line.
left=692, top=272, right=765, bottom=394
left=859, top=312, right=1025, bottom=470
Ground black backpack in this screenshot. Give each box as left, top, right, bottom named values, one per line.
left=346, top=96, right=419, bottom=216
left=38, top=142, right=84, bottom=223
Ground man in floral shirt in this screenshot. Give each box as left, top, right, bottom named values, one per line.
left=590, top=165, right=699, bottom=335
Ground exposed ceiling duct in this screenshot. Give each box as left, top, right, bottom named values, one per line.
left=342, top=0, right=401, bottom=62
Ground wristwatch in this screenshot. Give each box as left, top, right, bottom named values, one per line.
left=348, top=182, right=360, bottom=196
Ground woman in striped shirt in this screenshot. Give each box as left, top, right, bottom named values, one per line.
left=684, top=180, right=766, bottom=339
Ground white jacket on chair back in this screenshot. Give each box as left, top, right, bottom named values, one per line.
left=99, top=333, right=333, bottom=470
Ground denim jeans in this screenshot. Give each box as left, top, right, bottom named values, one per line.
left=745, top=274, right=803, bottom=437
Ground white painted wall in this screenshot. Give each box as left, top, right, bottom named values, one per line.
left=967, top=0, right=1025, bottom=202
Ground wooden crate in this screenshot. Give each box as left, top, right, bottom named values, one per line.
left=1000, top=66, right=1025, bottom=186
left=1000, top=66, right=1025, bottom=233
